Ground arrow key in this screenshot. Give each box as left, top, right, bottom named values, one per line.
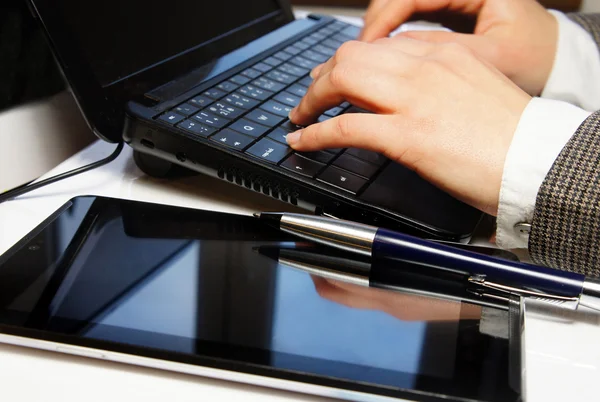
left=281, top=153, right=325, bottom=178
left=209, top=129, right=254, bottom=151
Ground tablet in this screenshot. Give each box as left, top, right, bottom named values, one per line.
left=0, top=196, right=520, bottom=401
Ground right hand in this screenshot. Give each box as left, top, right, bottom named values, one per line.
left=359, top=0, right=558, bottom=96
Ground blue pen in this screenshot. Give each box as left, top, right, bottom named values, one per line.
left=254, top=212, right=600, bottom=311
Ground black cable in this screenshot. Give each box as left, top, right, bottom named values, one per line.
left=0, top=142, right=124, bottom=204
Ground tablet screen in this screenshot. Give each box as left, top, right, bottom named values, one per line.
left=0, top=196, right=518, bottom=401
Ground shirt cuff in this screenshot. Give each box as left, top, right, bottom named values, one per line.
left=496, top=97, right=591, bottom=249
left=542, top=10, right=600, bottom=111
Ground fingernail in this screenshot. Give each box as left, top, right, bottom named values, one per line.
left=288, top=107, right=297, bottom=120
left=286, top=130, right=302, bottom=145
left=309, top=69, right=316, bottom=79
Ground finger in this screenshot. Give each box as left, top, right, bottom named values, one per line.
left=286, top=113, right=406, bottom=156
left=360, top=0, right=392, bottom=39
left=290, top=62, right=414, bottom=125
left=360, top=0, right=484, bottom=42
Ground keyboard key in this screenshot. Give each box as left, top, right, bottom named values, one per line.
left=158, top=111, right=185, bottom=125
left=324, top=106, right=344, bottom=117
left=301, top=50, right=329, bottom=63
left=274, top=92, right=301, bottom=107
left=340, top=101, right=351, bottom=108
left=230, top=74, right=251, bottom=86
left=217, top=81, right=239, bottom=92
left=242, top=68, right=262, bottom=79
left=318, top=27, right=336, bottom=36
left=229, top=119, right=270, bottom=138
left=310, top=32, right=327, bottom=41
left=333, top=33, right=353, bottom=43
left=313, top=44, right=336, bottom=57
left=340, top=25, right=361, bottom=39
left=263, top=56, right=283, bottom=67
left=174, top=103, right=199, bottom=116
left=238, top=84, right=273, bottom=101
left=245, top=109, right=285, bottom=127
left=323, top=38, right=343, bottom=49
left=261, top=100, right=293, bottom=117
left=298, top=75, right=313, bottom=86
left=298, top=150, right=336, bottom=164
left=178, top=119, right=216, bottom=137
left=318, top=115, right=331, bottom=123
left=286, top=83, right=308, bottom=98
left=267, top=127, right=291, bottom=144
left=278, top=63, right=309, bottom=77
left=192, top=110, right=229, bottom=128
left=294, top=41, right=310, bottom=50
left=333, top=153, right=380, bottom=179
left=252, top=77, right=285, bottom=92
left=222, top=93, right=260, bottom=109
left=273, top=50, right=294, bottom=61
left=188, top=95, right=213, bottom=108
left=318, top=166, right=368, bottom=194
left=279, top=120, right=304, bottom=132
left=325, top=148, right=344, bottom=154
left=290, top=56, right=319, bottom=70
left=284, top=46, right=302, bottom=55
left=301, top=36, right=318, bottom=46
left=346, top=148, right=388, bottom=166
left=281, top=154, right=325, bottom=178
left=207, top=102, right=244, bottom=119
left=246, top=138, right=291, bottom=164
left=210, top=129, right=254, bottom=151
left=253, top=62, right=272, bottom=72
left=203, top=88, right=226, bottom=99
left=332, top=21, right=350, bottom=31
left=266, top=70, right=296, bottom=85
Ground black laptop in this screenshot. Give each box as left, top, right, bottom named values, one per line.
left=26, top=0, right=482, bottom=242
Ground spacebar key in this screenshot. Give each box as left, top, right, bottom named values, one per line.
left=317, top=166, right=367, bottom=194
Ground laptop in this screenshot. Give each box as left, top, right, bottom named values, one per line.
left=26, top=0, right=483, bottom=242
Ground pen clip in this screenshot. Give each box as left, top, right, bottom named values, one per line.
left=468, top=275, right=580, bottom=310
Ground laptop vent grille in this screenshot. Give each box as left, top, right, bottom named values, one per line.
left=217, top=167, right=299, bottom=205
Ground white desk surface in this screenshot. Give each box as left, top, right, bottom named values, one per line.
left=1, top=11, right=600, bottom=402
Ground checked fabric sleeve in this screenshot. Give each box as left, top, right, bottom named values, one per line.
left=529, top=110, right=600, bottom=276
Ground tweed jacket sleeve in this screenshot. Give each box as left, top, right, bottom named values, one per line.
left=529, top=14, right=600, bottom=276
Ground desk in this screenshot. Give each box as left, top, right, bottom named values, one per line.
left=1, top=11, right=600, bottom=402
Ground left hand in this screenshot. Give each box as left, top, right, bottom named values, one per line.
left=287, top=38, right=531, bottom=216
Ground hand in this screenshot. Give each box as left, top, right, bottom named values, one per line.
left=359, top=0, right=557, bottom=95
left=311, top=276, right=482, bottom=321
left=287, top=38, right=531, bottom=215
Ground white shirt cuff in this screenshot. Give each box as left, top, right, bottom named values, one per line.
left=542, top=10, right=600, bottom=111
left=496, top=97, right=591, bottom=249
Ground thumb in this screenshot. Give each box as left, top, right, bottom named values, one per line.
left=286, top=113, right=405, bottom=155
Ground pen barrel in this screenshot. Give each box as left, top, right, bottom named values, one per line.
left=372, top=228, right=585, bottom=298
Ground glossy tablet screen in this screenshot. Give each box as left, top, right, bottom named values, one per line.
left=0, top=196, right=518, bottom=401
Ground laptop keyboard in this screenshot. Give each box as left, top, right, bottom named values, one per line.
left=155, top=19, right=389, bottom=195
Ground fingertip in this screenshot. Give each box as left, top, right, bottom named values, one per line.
left=285, top=130, right=303, bottom=146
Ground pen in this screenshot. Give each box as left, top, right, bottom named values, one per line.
left=256, top=244, right=510, bottom=310
left=254, top=212, right=600, bottom=311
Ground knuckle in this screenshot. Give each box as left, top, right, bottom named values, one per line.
left=335, top=40, right=359, bottom=61
left=334, top=115, right=353, bottom=141
left=328, top=63, right=351, bottom=89
left=439, top=42, right=471, bottom=59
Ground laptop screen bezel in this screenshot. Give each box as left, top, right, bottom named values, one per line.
left=27, top=0, right=295, bottom=143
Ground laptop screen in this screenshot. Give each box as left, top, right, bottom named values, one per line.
left=55, top=0, right=282, bottom=86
